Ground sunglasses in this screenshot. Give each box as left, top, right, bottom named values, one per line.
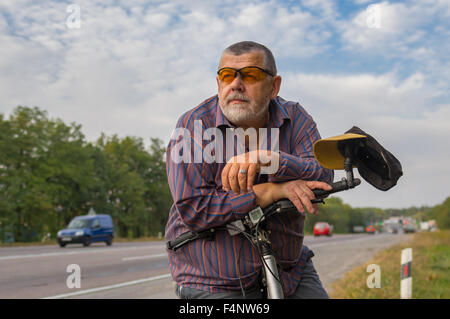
left=217, top=66, right=274, bottom=84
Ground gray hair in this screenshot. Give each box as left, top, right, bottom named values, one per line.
left=221, top=41, right=277, bottom=75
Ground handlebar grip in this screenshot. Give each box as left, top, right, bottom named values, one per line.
left=262, top=178, right=362, bottom=216
left=313, top=178, right=361, bottom=198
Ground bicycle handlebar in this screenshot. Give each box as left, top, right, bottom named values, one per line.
left=168, top=177, right=363, bottom=250
left=261, top=178, right=362, bottom=216
left=312, top=178, right=361, bottom=199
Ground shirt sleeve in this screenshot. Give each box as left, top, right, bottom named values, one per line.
left=268, top=105, right=334, bottom=184
left=166, top=124, right=257, bottom=233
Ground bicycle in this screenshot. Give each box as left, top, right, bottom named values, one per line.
left=167, top=126, right=403, bottom=299
left=225, top=135, right=363, bottom=298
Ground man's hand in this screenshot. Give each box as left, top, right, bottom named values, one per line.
left=278, top=180, right=332, bottom=215
left=252, top=180, right=332, bottom=214
left=222, top=150, right=279, bottom=193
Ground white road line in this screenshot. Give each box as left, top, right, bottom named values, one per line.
left=0, top=246, right=163, bottom=261
left=2, top=236, right=383, bottom=260
left=122, top=253, right=168, bottom=261
left=42, top=273, right=172, bottom=299
left=307, top=234, right=386, bottom=249
left=2, top=235, right=388, bottom=261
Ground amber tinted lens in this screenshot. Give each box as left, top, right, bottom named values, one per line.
left=218, top=68, right=237, bottom=84
left=240, top=67, right=267, bottom=83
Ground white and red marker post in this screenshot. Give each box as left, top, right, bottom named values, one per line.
left=400, top=248, right=412, bottom=299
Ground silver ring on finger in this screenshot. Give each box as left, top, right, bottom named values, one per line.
left=238, top=169, right=247, bottom=174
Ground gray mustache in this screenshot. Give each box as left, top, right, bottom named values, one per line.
left=225, top=93, right=250, bottom=104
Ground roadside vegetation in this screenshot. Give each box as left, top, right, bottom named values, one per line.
left=1, top=106, right=449, bottom=243
left=329, top=230, right=450, bottom=299
left=0, top=106, right=172, bottom=242
left=0, top=235, right=165, bottom=248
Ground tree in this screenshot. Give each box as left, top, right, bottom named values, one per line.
left=95, top=135, right=172, bottom=238
left=0, top=106, right=102, bottom=240
left=430, top=197, right=450, bottom=229
left=0, top=106, right=54, bottom=241
left=144, top=138, right=172, bottom=235
left=39, top=118, right=99, bottom=232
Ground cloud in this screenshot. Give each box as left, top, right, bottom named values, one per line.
left=0, top=0, right=333, bottom=139
left=353, top=0, right=373, bottom=4
left=282, top=71, right=435, bottom=118
left=340, top=1, right=446, bottom=45
left=0, top=0, right=448, bottom=208
left=338, top=0, right=450, bottom=79
left=279, top=70, right=450, bottom=208
left=301, top=0, right=338, bottom=19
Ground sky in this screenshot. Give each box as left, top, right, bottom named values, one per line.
left=0, top=0, right=449, bottom=209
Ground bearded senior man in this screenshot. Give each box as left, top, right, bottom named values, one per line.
left=165, top=41, right=334, bottom=299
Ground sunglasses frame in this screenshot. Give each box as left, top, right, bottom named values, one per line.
left=217, top=66, right=275, bottom=84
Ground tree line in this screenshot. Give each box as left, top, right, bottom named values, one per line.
left=306, top=196, right=450, bottom=233
left=1, top=106, right=448, bottom=243
left=0, top=106, right=172, bottom=242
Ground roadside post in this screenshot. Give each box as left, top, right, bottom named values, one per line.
left=400, top=248, right=412, bottom=299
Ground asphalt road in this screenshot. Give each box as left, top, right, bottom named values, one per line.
left=0, top=233, right=411, bottom=299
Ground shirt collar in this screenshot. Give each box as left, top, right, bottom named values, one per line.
left=214, top=96, right=290, bottom=129
left=270, top=97, right=291, bottom=128
left=214, top=95, right=234, bottom=128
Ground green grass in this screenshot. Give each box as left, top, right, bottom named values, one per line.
left=329, top=230, right=450, bottom=299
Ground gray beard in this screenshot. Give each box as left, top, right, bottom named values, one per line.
left=219, top=95, right=269, bottom=126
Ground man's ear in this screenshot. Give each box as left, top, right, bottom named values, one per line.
left=270, top=75, right=282, bottom=99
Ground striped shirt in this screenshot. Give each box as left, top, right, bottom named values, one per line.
left=165, top=95, right=334, bottom=296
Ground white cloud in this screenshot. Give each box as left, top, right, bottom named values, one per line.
left=280, top=71, right=436, bottom=122
left=280, top=71, right=449, bottom=154
left=0, top=0, right=448, bottom=208
left=279, top=70, right=450, bottom=208
left=353, top=0, right=373, bottom=4
left=0, top=0, right=333, bottom=139
left=338, top=1, right=449, bottom=57
left=301, top=0, right=338, bottom=19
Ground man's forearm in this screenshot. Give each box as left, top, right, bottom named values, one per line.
left=252, top=182, right=280, bottom=208
left=269, top=151, right=334, bottom=184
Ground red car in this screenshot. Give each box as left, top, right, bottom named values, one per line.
left=366, top=225, right=376, bottom=234
left=313, top=222, right=333, bottom=237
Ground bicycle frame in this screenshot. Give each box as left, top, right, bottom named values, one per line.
left=226, top=151, right=362, bottom=299
left=230, top=203, right=292, bottom=299
left=227, top=200, right=302, bottom=299
left=167, top=144, right=363, bottom=299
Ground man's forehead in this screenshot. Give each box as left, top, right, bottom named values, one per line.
left=219, top=51, right=265, bottom=69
